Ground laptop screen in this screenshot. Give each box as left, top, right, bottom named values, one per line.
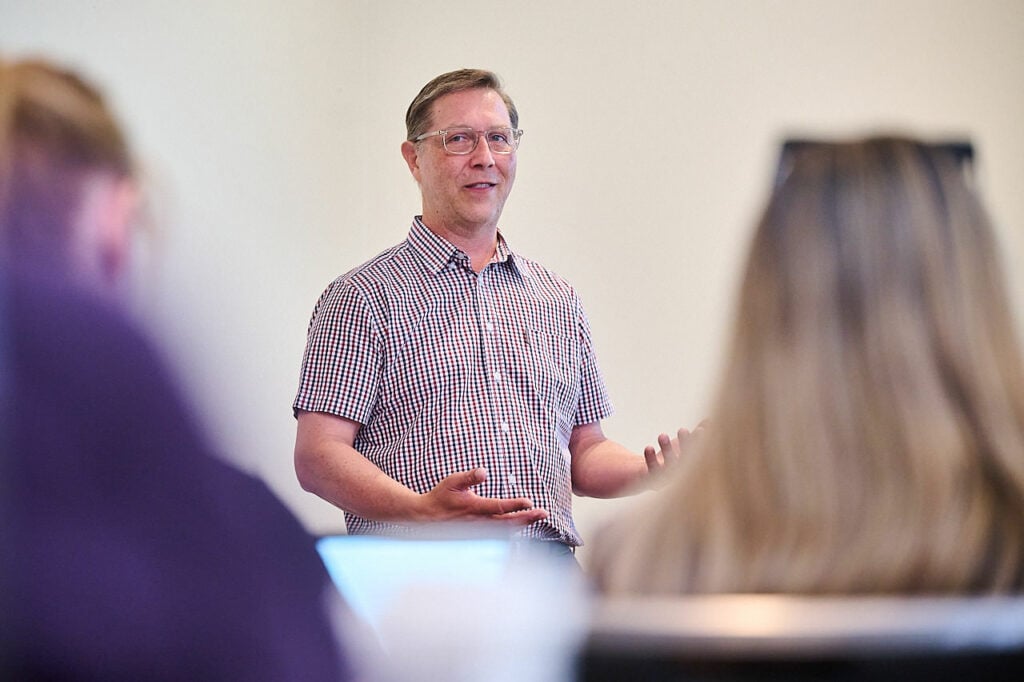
left=316, top=533, right=514, bottom=636
left=315, top=529, right=589, bottom=682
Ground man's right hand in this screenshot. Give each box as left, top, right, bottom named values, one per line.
left=417, top=467, right=549, bottom=526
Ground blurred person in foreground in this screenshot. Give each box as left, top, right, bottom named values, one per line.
left=592, top=136, right=1024, bottom=594
left=0, top=57, right=349, bottom=680
left=293, top=68, right=698, bottom=557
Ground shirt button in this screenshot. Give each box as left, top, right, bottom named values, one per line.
left=492, top=370, right=501, bottom=382
left=485, top=321, right=494, bottom=332
left=500, top=421, right=510, bottom=433
left=507, top=474, right=517, bottom=486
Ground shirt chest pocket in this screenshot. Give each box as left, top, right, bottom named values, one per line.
left=523, top=327, right=581, bottom=423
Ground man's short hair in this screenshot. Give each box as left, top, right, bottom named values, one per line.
left=405, top=68, right=519, bottom=141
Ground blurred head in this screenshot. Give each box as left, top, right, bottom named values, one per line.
left=597, top=136, right=1024, bottom=595
left=401, top=70, right=519, bottom=237
left=0, top=57, right=138, bottom=293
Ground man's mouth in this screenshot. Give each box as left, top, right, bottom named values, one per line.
left=465, top=182, right=496, bottom=189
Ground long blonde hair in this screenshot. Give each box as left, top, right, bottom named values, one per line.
left=0, top=58, right=133, bottom=272
left=595, top=137, right=1024, bottom=595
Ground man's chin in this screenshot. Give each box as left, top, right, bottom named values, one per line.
left=457, top=207, right=504, bottom=231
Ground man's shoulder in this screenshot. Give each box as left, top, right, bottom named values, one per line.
left=329, top=239, right=419, bottom=291
left=508, top=251, right=577, bottom=296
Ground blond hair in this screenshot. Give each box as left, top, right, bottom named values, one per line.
left=0, top=58, right=133, bottom=269
left=594, top=137, right=1024, bottom=595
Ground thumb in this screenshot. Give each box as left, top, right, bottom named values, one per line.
left=451, top=467, right=487, bottom=491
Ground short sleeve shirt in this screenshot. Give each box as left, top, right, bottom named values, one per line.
left=293, top=218, right=613, bottom=545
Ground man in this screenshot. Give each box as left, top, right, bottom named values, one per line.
left=294, top=69, right=689, bottom=550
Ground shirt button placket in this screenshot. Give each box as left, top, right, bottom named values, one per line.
left=480, top=269, right=510, bottom=494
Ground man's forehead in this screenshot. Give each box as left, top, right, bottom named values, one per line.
left=429, top=88, right=511, bottom=126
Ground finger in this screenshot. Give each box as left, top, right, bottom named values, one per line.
left=493, top=507, right=549, bottom=526
left=477, top=496, right=535, bottom=516
left=644, top=444, right=660, bottom=471
left=667, top=436, right=684, bottom=462
left=449, top=467, right=487, bottom=491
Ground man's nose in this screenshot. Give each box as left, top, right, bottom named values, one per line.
left=469, top=134, right=495, bottom=166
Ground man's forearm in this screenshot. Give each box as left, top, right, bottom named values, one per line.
left=569, top=423, right=648, bottom=498
left=295, top=440, right=428, bottom=521
left=294, top=411, right=425, bottom=522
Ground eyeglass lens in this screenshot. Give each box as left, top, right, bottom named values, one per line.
left=443, top=128, right=518, bottom=154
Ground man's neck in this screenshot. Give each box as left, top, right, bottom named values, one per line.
left=421, top=218, right=498, bottom=273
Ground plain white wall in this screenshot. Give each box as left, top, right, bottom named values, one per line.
left=4, top=1, right=1023, bottom=560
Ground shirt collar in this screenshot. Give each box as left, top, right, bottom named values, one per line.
left=408, top=216, right=522, bottom=277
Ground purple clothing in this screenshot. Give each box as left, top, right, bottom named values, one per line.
left=1, top=268, right=350, bottom=681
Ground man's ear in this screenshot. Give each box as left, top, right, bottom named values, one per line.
left=400, top=140, right=422, bottom=182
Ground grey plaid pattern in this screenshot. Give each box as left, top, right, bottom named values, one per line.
left=294, top=218, right=613, bottom=545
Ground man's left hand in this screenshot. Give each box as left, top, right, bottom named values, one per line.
left=643, top=420, right=708, bottom=488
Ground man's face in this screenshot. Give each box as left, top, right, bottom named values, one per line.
left=402, top=88, right=517, bottom=236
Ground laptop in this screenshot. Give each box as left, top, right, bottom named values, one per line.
left=315, top=527, right=589, bottom=681
left=316, top=531, right=515, bottom=637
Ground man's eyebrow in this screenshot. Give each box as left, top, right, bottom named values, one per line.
left=437, top=122, right=512, bottom=130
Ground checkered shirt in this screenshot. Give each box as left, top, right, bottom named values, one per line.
left=293, top=218, right=613, bottom=546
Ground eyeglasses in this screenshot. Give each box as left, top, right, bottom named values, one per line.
left=774, top=138, right=974, bottom=188
left=413, top=127, right=523, bottom=155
